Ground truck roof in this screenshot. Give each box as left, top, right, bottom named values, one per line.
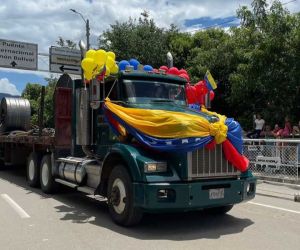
left=118, top=71, right=188, bottom=85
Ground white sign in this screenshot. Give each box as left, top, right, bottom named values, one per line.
left=255, top=156, right=281, bottom=172
left=50, top=64, right=81, bottom=75
left=50, top=46, right=81, bottom=57
left=0, top=39, right=38, bottom=70
left=49, top=46, right=82, bottom=75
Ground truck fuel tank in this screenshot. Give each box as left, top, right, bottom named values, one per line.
left=57, top=157, right=98, bottom=185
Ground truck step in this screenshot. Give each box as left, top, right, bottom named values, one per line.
left=55, top=178, right=78, bottom=188
left=77, top=186, right=96, bottom=195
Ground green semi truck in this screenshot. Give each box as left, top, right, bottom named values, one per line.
left=0, top=56, right=256, bottom=227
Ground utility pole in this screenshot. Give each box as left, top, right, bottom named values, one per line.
left=86, top=19, right=90, bottom=50
left=70, top=9, right=90, bottom=50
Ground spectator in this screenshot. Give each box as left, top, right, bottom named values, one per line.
left=292, top=120, right=300, bottom=136
left=247, top=114, right=265, bottom=138
left=276, top=116, right=292, bottom=138
left=272, top=124, right=281, bottom=137
left=260, top=125, right=273, bottom=138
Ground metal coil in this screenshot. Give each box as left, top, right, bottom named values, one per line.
left=0, top=97, right=31, bottom=133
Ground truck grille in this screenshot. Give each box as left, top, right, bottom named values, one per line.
left=187, top=144, right=240, bottom=179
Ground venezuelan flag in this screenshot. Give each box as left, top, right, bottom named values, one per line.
left=204, top=70, right=217, bottom=90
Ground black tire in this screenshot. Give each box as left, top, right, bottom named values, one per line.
left=40, top=154, right=58, bottom=194
left=26, top=152, right=41, bottom=187
left=107, top=165, right=143, bottom=226
left=205, top=205, right=234, bottom=215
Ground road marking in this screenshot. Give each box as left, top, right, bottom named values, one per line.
left=248, top=201, right=300, bottom=214
left=1, top=194, right=30, bottom=218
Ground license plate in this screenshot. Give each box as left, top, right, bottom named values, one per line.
left=209, top=188, right=224, bottom=200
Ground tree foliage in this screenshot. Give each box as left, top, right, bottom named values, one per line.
left=21, top=77, right=57, bottom=128
left=99, top=11, right=175, bottom=67
left=56, top=36, right=77, bottom=49
left=229, top=0, right=300, bottom=128
left=98, top=0, right=299, bottom=129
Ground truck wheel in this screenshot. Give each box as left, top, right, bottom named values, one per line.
left=107, top=165, right=143, bottom=226
left=40, top=154, right=58, bottom=194
left=26, top=152, right=41, bottom=187
left=205, top=205, right=234, bottom=215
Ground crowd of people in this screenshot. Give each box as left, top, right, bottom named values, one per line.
left=246, top=114, right=300, bottom=139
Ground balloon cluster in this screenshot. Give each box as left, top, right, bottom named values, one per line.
left=118, top=58, right=155, bottom=72
left=159, top=66, right=190, bottom=82
left=157, top=65, right=215, bottom=106
left=81, top=50, right=119, bottom=81
left=186, top=80, right=215, bottom=106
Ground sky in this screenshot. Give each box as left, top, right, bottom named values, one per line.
left=0, top=0, right=299, bottom=95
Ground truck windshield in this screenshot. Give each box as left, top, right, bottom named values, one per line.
left=122, top=79, right=186, bottom=105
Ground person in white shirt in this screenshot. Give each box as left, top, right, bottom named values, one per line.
left=247, top=114, right=265, bottom=138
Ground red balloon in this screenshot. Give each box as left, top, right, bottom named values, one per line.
left=195, top=80, right=208, bottom=96
left=179, top=73, right=190, bottom=81
left=209, top=90, right=215, bottom=101
left=167, top=67, right=180, bottom=75
left=153, top=68, right=159, bottom=73
left=159, top=65, right=168, bottom=72
left=199, top=95, right=205, bottom=105
left=179, top=69, right=188, bottom=75
left=185, top=84, right=197, bottom=104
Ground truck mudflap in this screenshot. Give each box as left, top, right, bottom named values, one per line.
left=133, top=177, right=256, bottom=211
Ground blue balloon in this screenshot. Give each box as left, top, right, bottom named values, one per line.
left=129, top=59, right=140, bottom=70
left=119, top=60, right=130, bottom=71
left=143, top=65, right=153, bottom=72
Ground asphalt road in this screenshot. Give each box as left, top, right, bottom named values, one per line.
left=0, top=167, right=300, bottom=250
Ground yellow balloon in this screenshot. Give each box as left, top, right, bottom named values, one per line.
left=84, top=70, right=93, bottom=80
left=107, top=51, right=116, bottom=60
left=111, top=64, right=119, bottom=74
left=81, top=58, right=94, bottom=71
left=86, top=49, right=96, bottom=58
left=94, top=50, right=107, bottom=66
left=105, top=67, right=110, bottom=77
left=106, top=56, right=115, bottom=69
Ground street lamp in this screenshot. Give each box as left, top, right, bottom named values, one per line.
left=70, top=9, right=90, bottom=50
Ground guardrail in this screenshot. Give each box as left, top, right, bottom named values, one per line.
left=243, top=138, right=300, bottom=183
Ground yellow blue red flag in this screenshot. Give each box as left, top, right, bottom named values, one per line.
left=205, top=70, right=217, bottom=90
left=103, top=99, right=248, bottom=172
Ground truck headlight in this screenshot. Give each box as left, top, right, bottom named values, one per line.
left=144, top=162, right=167, bottom=173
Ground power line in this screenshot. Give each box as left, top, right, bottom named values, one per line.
left=282, top=0, right=297, bottom=5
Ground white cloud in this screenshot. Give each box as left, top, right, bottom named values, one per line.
left=0, top=0, right=298, bottom=54
left=0, top=78, right=20, bottom=95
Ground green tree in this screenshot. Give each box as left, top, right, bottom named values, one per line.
left=21, top=77, right=57, bottom=128
left=167, top=30, right=193, bottom=69
left=56, top=36, right=77, bottom=49
left=229, top=0, right=300, bottom=128
left=21, top=83, right=41, bottom=126
left=98, top=11, right=172, bottom=67
left=185, top=29, right=238, bottom=116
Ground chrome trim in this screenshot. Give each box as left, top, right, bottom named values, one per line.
left=188, top=144, right=240, bottom=179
